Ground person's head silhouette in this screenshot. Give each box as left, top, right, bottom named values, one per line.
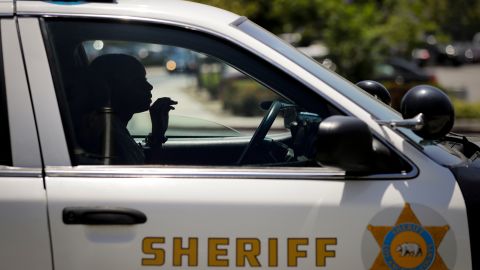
left=89, top=54, right=153, bottom=122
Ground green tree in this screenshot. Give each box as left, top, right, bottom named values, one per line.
left=193, top=0, right=479, bottom=80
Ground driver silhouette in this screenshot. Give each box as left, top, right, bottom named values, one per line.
left=79, top=53, right=177, bottom=164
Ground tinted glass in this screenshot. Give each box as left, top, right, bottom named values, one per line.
left=235, top=19, right=430, bottom=146
left=44, top=20, right=308, bottom=166
left=44, top=19, right=410, bottom=175
left=0, top=28, right=12, bottom=166
left=81, top=40, right=285, bottom=138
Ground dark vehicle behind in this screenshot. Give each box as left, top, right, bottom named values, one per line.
left=373, top=58, right=437, bottom=109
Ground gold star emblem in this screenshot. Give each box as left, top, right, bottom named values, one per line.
left=368, top=203, right=450, bottom=270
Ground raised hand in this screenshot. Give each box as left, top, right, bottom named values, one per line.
left=149, top=97, right=177, bottom=144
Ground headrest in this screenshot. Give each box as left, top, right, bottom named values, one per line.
left=89, top=54, right=145, bottom=82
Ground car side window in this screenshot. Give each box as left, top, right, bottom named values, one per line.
left=0, top=29, right=12, bottom=166
left=45, top=19, right=327, bottom=166
left=44, top=19, right=411, bottom=174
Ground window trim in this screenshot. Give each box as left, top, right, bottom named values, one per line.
left=0, top=166, right=42, bottom=177
left=45, top=165, right=418, bottom=181
left=39, top=15, right=419, bottom=180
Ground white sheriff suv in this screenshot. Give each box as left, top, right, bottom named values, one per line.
left=0, top=0, right=479, bottom=269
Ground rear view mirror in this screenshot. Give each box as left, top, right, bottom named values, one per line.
left=316, top=116, right=374, bottom=173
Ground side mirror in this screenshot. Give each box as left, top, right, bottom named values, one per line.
left=316, top=116, right=374, bottom=173
left=401, top=85, right=454, bottom=139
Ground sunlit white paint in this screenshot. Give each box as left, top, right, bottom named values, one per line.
left=0, top=0, right=13, bottom=15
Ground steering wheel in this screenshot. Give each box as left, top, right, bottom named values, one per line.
left=237, top=100, right=283, bottom=165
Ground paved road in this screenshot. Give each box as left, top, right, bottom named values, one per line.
left=428, top=64, right=480, bottom=102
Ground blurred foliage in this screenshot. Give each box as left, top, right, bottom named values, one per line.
left=222, top=79, right=277, bottom=116
left=199, top=70, right=277, bottom=116
left=196, top=54, right=280, bottom=116
left=193, top=0, right=480, bottom=81
left=199, top=72, right=222, bottom=99
left=453, top=100, right=480, bottom=119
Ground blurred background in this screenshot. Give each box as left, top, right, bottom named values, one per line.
left=192, top=0, right=480, bottom=134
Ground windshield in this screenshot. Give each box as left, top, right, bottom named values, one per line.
left=234, top=19, right=427, bottom=144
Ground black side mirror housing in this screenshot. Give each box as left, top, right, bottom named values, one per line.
left=316, top=116, right=374, bottom=173
left=401, top=85, right=454, bottom=139
left=356, top=80, right=392, bottom=105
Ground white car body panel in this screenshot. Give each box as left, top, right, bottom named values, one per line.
left=5, top=1, right=472, bottom=269
left=17, top=0, right=240, bottom=28
left=0, top=175, right=53, bottom=270
left=0, top=0, right=13, bottom=16
left=18, top=18, right=71, bottom=166
left=0, top=19, right=52, bottom=270
left=2, top=19, right=42, bottom=167
left=45, top=158, right=471, bottom=269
